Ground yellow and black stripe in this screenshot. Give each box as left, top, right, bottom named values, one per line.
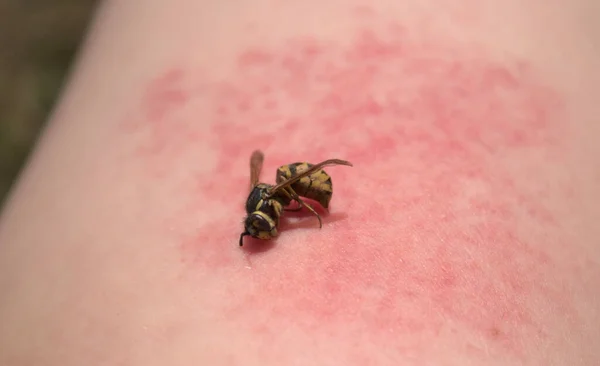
left=276, top=162, right=334, bottom=209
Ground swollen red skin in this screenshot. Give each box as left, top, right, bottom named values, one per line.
left=130, top=19, right=579, bottom=363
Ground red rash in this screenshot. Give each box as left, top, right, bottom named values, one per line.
left=128, top=17, right=577, bottom=363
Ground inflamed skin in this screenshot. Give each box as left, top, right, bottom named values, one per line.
left=120, top=3, right=598, bottom=365
left=0, top=1, right=598, bottom=366
left=137, top=15, right=596, bottom=366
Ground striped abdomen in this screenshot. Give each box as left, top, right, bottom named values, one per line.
left=276, top=162, right=333, bottom=209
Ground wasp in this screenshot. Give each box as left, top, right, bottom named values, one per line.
left=239, top=150, right=353, bottom=246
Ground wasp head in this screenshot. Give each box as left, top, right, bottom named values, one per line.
left=239, top=211, right=278, bottom=246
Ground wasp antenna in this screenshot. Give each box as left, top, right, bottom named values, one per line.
left=239, top=231, right=250, bottom=246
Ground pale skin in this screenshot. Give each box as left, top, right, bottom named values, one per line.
left=1, top=0, right=599, bottom=365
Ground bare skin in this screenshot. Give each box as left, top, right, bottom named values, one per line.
left=1, top=0, right=599, bottom=365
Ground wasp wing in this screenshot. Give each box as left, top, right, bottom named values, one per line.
left=249, top=150, right=264, bottom=189
left=267, top=158, right=352, bottom=195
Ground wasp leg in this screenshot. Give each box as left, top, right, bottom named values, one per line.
left=284, top=187, right=322, bottom=228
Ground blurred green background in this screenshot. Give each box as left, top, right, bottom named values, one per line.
left=0, top=0, right=97, bottom=205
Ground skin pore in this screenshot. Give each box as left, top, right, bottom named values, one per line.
left=0, top=0, right=599, bottom=365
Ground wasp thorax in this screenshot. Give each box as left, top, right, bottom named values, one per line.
left=245, top=184, right=271, bottom=213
